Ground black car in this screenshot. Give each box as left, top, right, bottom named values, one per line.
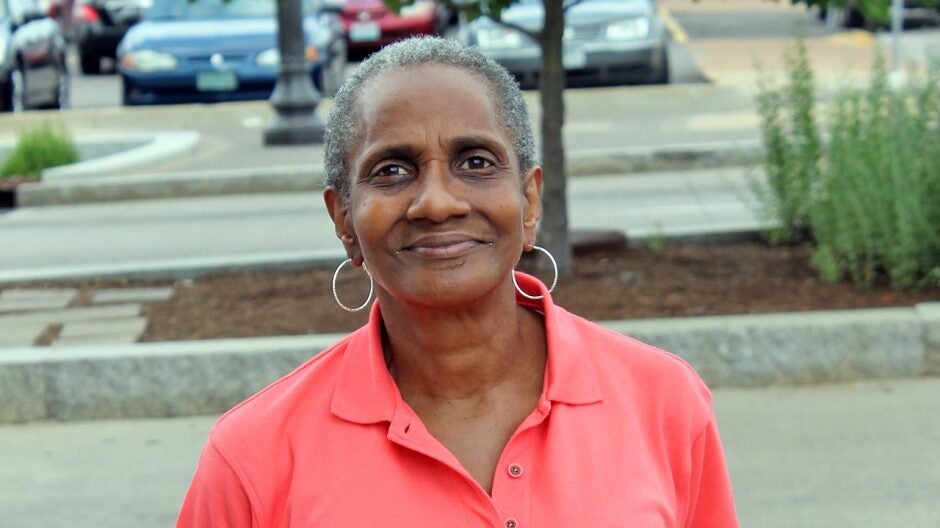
left=71, top=0, right=147, bottom=73
left=0, top=0, right=69, bottom=111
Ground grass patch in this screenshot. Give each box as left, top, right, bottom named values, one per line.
left=1, top=123, right=80, bottom=180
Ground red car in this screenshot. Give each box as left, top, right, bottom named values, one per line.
left=337, top=0, right=453, bottom=59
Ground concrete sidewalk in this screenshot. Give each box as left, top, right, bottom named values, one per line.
left=2, top=378, right=937, bottom=528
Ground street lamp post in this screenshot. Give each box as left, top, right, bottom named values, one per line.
left=263, top=0, right=325, bottom=145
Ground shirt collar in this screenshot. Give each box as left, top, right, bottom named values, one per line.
left=330, top=271, right=602, bottom=425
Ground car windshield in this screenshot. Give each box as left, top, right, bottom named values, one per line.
left=145, top=0, right=277, bottom=20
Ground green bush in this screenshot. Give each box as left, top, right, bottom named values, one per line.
left=754, top=43, right=940, bottom=290
left=752, top=38, right=821, bottom=242
left=0, top=123, right=80, bottom=180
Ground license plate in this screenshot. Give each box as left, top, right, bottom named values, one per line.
left=196, top=70, right=238, bottom=92
left=562, top=49, right=587, bottom=70
left=349, top=22, right=380, bottom=42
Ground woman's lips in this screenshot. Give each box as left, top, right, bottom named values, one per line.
left=403, top=235, right=486, bottom=259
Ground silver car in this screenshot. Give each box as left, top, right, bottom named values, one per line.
left=459, top=0, right=669, bottom=87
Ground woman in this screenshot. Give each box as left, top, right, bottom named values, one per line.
left=178, top=37, right=737, bottom=527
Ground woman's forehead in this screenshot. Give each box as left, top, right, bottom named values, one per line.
left=353, top=64, right=509, bottom=150
left=360, top=64, right=495, bottom=117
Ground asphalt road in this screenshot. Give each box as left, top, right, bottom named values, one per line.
left=0, top=168, right=761, bottom=281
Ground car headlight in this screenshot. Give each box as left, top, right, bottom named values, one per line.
left=475, top=27, right=524, bottom=50
left=256, top=47, right=321, bottom=67
left=606, top=17, right=650, bottom=40
left=256, top=48, right=280, bottom=67
left=400, top=1, right=434, bottom=17
left=120, top=49, right=179, bottom=72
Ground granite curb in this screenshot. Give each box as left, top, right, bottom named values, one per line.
left=15, top=140, right=763, bottom=207
left=1, top=303, right=937, bottom=423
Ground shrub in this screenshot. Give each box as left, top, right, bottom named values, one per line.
left=0, top=123, right=80, bottom=180
left=754, top=43, right=940, bottom=290
left=752, top=37, right=820, bottom=242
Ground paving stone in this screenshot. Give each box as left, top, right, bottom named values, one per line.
left=0, top=305, right=141, bottom=329
left=92, top=288, right=174, bottom=305
left=0, top=322, right=49, bottom=348
left=58, top=317, right=148, bottom=339
left=0, top=289, right=78, bottom=313
left=53, top=332, right=142, bottom=346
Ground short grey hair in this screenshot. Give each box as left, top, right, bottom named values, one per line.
left=323, top=36, right=537, bottom=200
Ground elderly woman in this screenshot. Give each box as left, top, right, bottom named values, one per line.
left=178, top=37, right=737, bottom=527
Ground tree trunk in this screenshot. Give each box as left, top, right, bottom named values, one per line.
left=537, top=0, right=571, bottom=274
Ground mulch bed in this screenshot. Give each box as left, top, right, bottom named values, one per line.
left=7, top=240, right=937, bottom=343
left=119, top=240, right=939, bottom=342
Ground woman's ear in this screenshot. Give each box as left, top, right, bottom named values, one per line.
left=522, top=166, right=543, bottom=248
left=324, top=187, right=363, bottom=266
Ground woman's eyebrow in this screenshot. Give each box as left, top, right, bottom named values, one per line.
left=445, top=135, right=505, bottom=153
left=359, top=144, right=423, bottom=169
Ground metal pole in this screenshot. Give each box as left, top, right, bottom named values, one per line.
left=891, top=0, right=903, bottom=71
left=263, top=0, right=325, bottom=145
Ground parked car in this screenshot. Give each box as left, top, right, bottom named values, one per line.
left=336, top=0, right=454, bottom=60
left=117, top=0, right=346, bottom=106
left=459, top=0, right=669, bottom=88
left=838, top=0, right=940, bottom=28
left=53, top=0, right=148, bottom=74
left=0, top=0, right=70, bottom=111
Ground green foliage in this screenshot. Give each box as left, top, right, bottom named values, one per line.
left=753, top=42, right=940, bottom=290
left=752, top=37, right=819, bottom=242
left=0, top=123, right=80, bottom=180
left=647, top=222, right=666, bottom=254
left=788, top=0, right=927, bottom=24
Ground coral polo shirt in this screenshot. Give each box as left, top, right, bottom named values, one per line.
left=178, top=273, right=738, bottom=527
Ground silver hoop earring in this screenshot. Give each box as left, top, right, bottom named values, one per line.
left=332, top=259, right=374, bottom=312
left=513, top=245, right=558, bottom=300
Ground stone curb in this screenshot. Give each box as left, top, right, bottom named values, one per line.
left=1, top=303, right=937, bottom=423
left=15, top=140, right=764, bottom=207
left=0, top=249, right=347, bottom=284
left=40, top=131, right=201, bottom=182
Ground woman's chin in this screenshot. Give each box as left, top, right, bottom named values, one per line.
left=382, top=272, right=513, bottom=310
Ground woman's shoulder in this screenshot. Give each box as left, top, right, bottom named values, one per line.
left=208, top=327, right=366, bottom=444
left=554, top=306, right=713, bottom=412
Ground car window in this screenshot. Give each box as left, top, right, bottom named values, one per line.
left=144, top=0, right=321, bottom=20
left=145, top=0, right=275, bottom=19
left=5, top=0, right=35, bottom=20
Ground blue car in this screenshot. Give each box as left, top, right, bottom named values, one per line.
left=117, top=0, right=346, bottom=106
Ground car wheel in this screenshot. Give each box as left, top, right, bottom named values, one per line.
left=841, top=6, right=865, bottom=28
left=647, top=48, right=670, bottom=85
left=120, top=77, right=133, bottom=106
left=80, top=50, right=101, bottom=75
left=53, top=67, right=70, bottom=110
left=11, top=68, right=26, bottom=112
left=321, top=47, right=346, bottom=97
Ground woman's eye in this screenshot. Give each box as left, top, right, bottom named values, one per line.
left=373, top=164, right=412, bottom=179
left=460, top=156, right=495, bottom=170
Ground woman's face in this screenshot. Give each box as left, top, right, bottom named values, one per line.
left=325, top=64, right=542, bottom=308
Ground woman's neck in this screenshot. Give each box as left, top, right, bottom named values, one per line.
left=378, top=284, right=546, bottom=404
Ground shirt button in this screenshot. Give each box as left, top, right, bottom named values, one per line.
left=507, top=463, right=524, bottom=478
left=504, top=519, right=518, bottom=528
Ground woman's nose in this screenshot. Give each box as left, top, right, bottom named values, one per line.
left=406, top=163, right=472, bottom=223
